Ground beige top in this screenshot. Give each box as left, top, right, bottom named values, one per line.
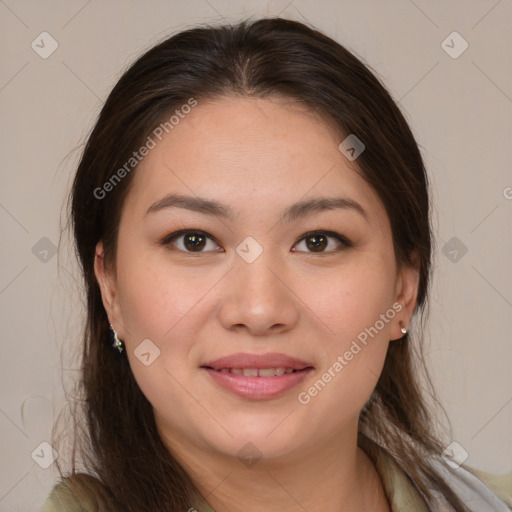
left=41, top=444, right=512, bottom=511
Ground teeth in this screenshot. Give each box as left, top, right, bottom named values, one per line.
left=216, top=367, right=296, bottom=377
left=258, top=368, right=278, bottom=377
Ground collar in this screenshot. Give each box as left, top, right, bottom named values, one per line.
left=369, top=441, right=429, bottom=511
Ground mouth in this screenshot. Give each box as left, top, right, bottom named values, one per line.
left=200, top=353, right=314, bottom=399
left=203, top=367, right=307, bottom=377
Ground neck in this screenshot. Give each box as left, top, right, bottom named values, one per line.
left=161, top=427, right=390, bottom=512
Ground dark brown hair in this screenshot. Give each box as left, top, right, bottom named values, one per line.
left=57, top=17, right=467, bottom=511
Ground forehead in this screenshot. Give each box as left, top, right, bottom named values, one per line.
left=122, top=95, right=388, bottom=227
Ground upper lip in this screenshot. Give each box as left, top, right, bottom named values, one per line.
left=201, top=352, right=313, bottom=371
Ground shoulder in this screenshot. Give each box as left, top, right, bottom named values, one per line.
left=363, top=436, right=512, bottom=511
left=40, top=473, right=115, bottom=512
left=464, top=466, right=512, bottom=509
left=429, top=458, right=512, bottom=511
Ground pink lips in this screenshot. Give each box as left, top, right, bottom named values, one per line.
left=201, top=352, right=314, bottom=400
left=202, top=352, right=312, bottom=371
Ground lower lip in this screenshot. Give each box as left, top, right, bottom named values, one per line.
left=202, top=368, right=313, bottom=400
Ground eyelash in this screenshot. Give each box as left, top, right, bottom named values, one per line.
left=159, top=229, right=353, bottom=254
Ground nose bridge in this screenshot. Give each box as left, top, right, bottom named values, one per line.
left=218, top=239, right=299, bottom=334
left=234, top=241, right=285, bottom=302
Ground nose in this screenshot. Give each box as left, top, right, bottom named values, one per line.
left=218, top=249, right=300, bottom=337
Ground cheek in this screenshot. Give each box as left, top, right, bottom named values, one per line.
left=116, top=252, right=209, bottom=343
left=116, top=269, right=198, bottom=420
left=298, top=251, right=397, bottom=342
left=114, top=255, right=215, bottom=399
left=294, top=252, right=396, bottom=412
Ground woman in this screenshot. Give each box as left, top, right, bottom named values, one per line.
left=42, top=17, right=511, bottom=512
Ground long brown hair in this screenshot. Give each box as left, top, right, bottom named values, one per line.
left=56, top=17, right=467, bottom=511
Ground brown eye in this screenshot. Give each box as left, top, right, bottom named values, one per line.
left=161, top=230, right=221, bottom=253
left=306, top=234, right=328, bottom=252
left=183, top=233, right=206, bottom=251
left=293, top=231, right=352, bottom=254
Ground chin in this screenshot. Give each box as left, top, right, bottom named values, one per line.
left=196, top=415, right=310, bottom=463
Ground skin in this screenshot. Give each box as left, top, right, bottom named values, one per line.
left=95, top=95, right=419, bottom=512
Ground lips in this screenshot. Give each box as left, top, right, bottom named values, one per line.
left=201, top=352, right=312, bottom=372
left=200, top=352, right=314, bottom=400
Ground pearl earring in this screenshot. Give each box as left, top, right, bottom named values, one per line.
left=399, top=321, right=408, bottom=335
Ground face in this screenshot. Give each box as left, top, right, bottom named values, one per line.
left=95, top=95, right=418, bottom=467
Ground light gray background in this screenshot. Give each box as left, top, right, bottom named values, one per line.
left=1, top=1, right=511, bottom=510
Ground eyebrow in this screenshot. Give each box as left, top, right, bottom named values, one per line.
left=145, top=193, right=368, bottom=222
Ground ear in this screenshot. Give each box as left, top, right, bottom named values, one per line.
left=390, top=251, right=420, bottom=341
left=94, top=240, right=126, bottom=339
